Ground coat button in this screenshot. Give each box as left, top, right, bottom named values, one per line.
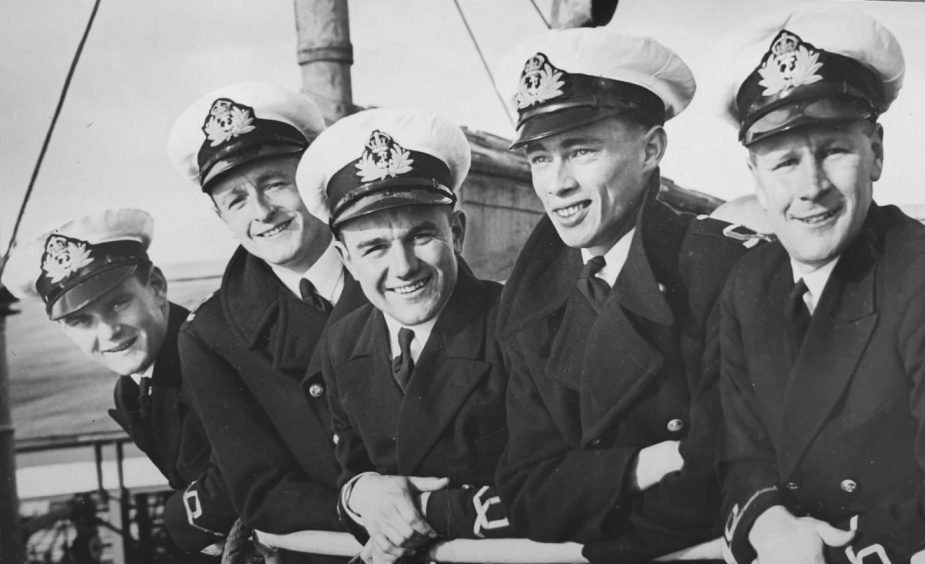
left=666, top=419, right=684, bottom=433
left=308, top=383, right=325, bottom=398
left=786, top=481, right=799, bottom=491
left=589, top=438, right=602, bottom=447
left=840, top=479, right=857, bottom=493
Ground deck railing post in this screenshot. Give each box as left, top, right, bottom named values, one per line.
left=0, top=286, right=23, bottom=564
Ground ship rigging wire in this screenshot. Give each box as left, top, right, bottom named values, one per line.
left=0, top=0, right=103, bottom=282
left=452, top=0, right=517, bottom=128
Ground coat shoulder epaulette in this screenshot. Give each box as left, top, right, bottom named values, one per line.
left=181, top=290, right=219, bottom=331
left=688, top=215, right=774, bottom=249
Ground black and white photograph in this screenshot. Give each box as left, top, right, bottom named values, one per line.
left=2, top=1, right=925, bottom=563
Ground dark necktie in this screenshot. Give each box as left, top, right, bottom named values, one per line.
left=391, top=327, right=415, bottom=393
left=577, top=255, right=611, bottom=313
left=784, top=278, right=811, bottom=359
left=300, top=278, right=333, bottom=314
left=138, top=376, right=152, bottom=420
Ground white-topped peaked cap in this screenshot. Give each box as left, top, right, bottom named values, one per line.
left=297, top=107, right=471, bottom=228
left=167, top=82, right=326, bottom=191
left=7, top=208, right=154, bottom=320
left=495, top=28, right=696, bottom=148
left=708, top=5, right=904, bottom=146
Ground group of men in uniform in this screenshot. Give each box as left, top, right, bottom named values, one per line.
left=10, top=4, right=925, bottom=564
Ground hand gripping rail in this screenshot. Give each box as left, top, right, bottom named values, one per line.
left=254, top=531, right=724, bottom=563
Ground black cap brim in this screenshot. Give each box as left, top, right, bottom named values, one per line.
left=49, top=263, right=138, bottom=320
left=334, top=189, right=455, bottom=228
left=510, top=106, right=631, bottom=150
left=742, top=97, right=874, bottom=146
left=201, top=144, right=305, bottom=190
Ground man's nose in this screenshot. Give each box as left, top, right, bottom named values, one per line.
left=251, top=192, right=276, bottom=221
left=98, top=319, right=123, bottom=341
left=547, top=161, right=579, bottom=198
left=799, top=158, right=832, bottom=201
left=389, top=244, right=419, bottom=279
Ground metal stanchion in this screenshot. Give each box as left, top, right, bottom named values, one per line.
left=0, top=286, right=23, bottom=563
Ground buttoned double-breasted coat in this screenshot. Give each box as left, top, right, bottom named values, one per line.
left=495, top=179, right=757, bottom=563
left=720, top=203, right=925, bottom=564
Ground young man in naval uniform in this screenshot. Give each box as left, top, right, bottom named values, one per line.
left=12, top=208, right=237, bottom=560
left=491, top=29, right=764, bottom=563
left=712, top=8, right=925, bottom=564
left=296, top=108, right=513, bottom=564
left=167, top=83, right=366, bottom=556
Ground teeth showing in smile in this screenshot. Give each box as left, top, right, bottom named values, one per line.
left=797, top=209, right=838, bottom=225
left=555, top=202, right=588, bottom=218
left=105, top=337, right=135, bottom=354
left=258, top=220, right=291, bottom=237
left=392, top=278, right=428, bottom=295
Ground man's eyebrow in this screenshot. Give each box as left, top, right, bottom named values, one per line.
left=215, top=185, right=247, bottom=203
left=407, top=221, right=439, bottom=234
left=354, top=235, right=389, bottom=250
left=559, top=136, right=600, bottom=150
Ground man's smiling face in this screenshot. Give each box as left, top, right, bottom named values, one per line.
left=335, top=205, right=465, bottom=326
left=749, top=120, right=883, bottom=270
left=210, top=154, right=330, bottom=272
left=524, top=116, right=659, bottom=256
left=58, top=266, right=169, bottom=376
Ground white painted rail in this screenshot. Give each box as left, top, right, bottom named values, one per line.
left=254, top=531, right=724, bottom=563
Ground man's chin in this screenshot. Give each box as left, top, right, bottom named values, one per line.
left=384, top=303, right=440, bottom=327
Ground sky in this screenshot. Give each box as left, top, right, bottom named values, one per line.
left=2, top=0, right=924, bottom=280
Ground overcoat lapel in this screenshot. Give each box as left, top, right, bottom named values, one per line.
left=752, top=254, right=799, bottom=412
left=109, top=377, right=154, bottom=455
left=577, top=187, right=685, bottom=444
left=340, top=310, right=406, bottom=461
left=777, top=210, right=882, bottom=478
left=397, top=269, right=493, bottom=473
left=148, top=303, right=186, bottom=478
left=220, top=247, right=366, bottom=476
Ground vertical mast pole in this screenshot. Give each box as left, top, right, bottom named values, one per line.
left=0, top=286, right=23, bottom=564
left=293, top=0, right=354, bottom=123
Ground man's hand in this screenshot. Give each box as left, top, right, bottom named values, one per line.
left=349, top=474, right=449, bottom=561
left=749, top=505, right=854, bottom=564
left=631, top=440, right=683, bottom=492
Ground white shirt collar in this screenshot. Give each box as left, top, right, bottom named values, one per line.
left=271, top=242, right=345, bottom=304
left=382, top=312, right=440, bottom=364
left=580, top=228, right=636, bottom=286
left=130, top=362, right=155, bottom=387
left=791, top=256, right=840, bottom=315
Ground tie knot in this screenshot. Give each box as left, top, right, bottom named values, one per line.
left=397, top=327, right=415, bottom=356
left=790, top=278, right=809, bottom=301
left=581, top=256, right=607, bottom=280
left=138, top=376, right=152, bottom=396
left=299, top=278, right=317, bottom=301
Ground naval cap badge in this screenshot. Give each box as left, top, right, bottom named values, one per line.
left=757, top=31, right=824, bottom=97
left=41, top=234, right=94, bottom=284
left=201, top=98, right=257, bottom=147
left=354, top=130, right=415, bottom=182
left=515, top=52, right=565, bottom=109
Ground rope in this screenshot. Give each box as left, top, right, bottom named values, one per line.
left=451, top=0, right=516, bottom=128
left=529, top=0, right=552, bottom=29
left=0, top=0, right=103, bottom=282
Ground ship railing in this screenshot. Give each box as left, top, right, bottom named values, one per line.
left=254, top=530, right=724, bottom=563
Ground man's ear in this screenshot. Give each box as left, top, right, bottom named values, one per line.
left=451, top=209, right=467, bottom=255
left=333, top=239, right=356, bottom=278
left=149, top=266, right=169, bottom=309
left=641, top=125, right=668, bottom=173
left=869, top=122, right=884, bottom=182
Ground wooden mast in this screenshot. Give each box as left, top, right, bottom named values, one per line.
left=293, top=0, right=354, bottom=123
